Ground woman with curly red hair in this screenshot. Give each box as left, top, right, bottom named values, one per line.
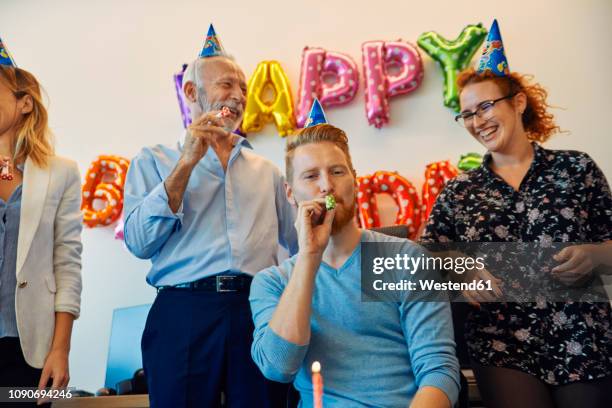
left=421, top=20, right=612, bottom=408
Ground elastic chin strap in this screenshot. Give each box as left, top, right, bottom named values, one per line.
left=193, top=60, right=206, bottom=116
left=11, top=111, right=21, bottom=162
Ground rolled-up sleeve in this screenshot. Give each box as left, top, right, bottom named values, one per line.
left=53, top=160, right=83, bottom=318
left=123, top=148, right=183, bottom=259
left=249, top=267, right=308, bottom=382
left=401, top=298, right=460, bottom=405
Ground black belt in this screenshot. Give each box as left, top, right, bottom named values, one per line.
left=157, top=274, right=253, bottom=293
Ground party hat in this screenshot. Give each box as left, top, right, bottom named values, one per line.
left=198, top=24, right=225, bottom=58
left=477, top=19, right=509, bottom=76
left=304, top=98, right=328, bottom=128
left=0, top=37, right=16, bottom=67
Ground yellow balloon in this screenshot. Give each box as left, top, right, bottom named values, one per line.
left=241, top=61, right=296, bottom=137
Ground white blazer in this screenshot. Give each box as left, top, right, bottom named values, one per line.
left=15, top=156, right=83, bottom=368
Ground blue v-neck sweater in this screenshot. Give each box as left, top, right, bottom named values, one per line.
left=250, top=230, right=460, bottom=407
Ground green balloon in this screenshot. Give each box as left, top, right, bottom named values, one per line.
left=417, top=24, right=488, bottom=112
left=457, top=152, right=483, bottom=171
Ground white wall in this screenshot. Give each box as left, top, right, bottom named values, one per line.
left=1, top=0, right=610, bottom=392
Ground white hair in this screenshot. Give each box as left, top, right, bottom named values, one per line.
left=181, top=54, right=236, bottom=95
left=181, top=59, right=200, bottom=95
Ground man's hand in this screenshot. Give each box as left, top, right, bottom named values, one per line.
left=410, top=386, right=452, bottom=408
left=268, top=198, right=334, bottom=345
left=165, top=110, right=229, bottom=213
left=295, top=198, right=335, bottom=257
left=181, top=110, right=228, bottom=166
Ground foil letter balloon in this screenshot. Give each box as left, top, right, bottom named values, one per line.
left=357, top=171, right=421, bottom=238
left=296, top=47, right=359, bottom=127
left=362, top=41, right=424, bottom=128
left=81, top=156, right=130, bottom=228
left=173, top=64, right=192, bottom=128
left=457, top=152, right=483, bottom=171
left=417, top=24, right=487, bottom=112
left=421, top=160, right=458, bottom=224
left=241, top=61, right=296, bottom=136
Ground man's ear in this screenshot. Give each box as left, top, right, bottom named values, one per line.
left=183, top=81, right=197, bottom=103
left=285, top=181, right=297, bottom=207
left=19, top=94, right=33, bottom=114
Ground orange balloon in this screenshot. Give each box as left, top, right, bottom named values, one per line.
left=81, top=155, right=130, bottom=228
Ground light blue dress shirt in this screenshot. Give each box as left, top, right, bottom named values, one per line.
left=123, top=133, right=298, bottom=287
left=0, top=180, right=22, bottom=338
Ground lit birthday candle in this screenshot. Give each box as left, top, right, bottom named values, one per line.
left=312, top=361, right=323, bottom=408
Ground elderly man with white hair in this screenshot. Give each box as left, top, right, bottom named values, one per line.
left=123, top=25, right=297, bottom=407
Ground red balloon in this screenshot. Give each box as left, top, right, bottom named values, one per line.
left=357, top=171, right=421, bottom=238
left=420, top=161, right=458, bottom=224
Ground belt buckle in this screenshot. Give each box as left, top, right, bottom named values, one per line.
left=216, top=275, right=237, bottom=292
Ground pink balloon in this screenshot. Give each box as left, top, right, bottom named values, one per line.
left=296, top=47, right=325, bottom=128
left=362, top=41, right=389, bottom=128
left=296, top=47, right=359, bottom=127
left=362, top=40, right=424, bottom=128
left=384, top=41, right=424, bottom=97
left=320, top=51, right=359, bottom=107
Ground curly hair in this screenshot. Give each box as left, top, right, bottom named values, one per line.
left=457, top=68, right=560, bottom=143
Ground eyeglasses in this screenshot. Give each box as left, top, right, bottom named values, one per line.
left=454, top=93, right=516, bottom=127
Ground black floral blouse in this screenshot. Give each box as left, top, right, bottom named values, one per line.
left=420, top=143, right=612, bottom=385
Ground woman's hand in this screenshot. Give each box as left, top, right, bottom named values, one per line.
left=37, top=312, right=75, bottom=404
left=38, top=348, right=69, bottom=389
left=37, top=348, right=69, bottom=404
left=552, top=244, right=599, bottom=285
left=462, top=267, right=503, bottom=307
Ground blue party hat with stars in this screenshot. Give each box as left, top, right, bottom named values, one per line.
left=304, top=98, right=328, bottom=128
left=477, top=19, right=509, bottom=76
left=0, top=37, right=16, bottom=67
left=198, top=24, right=225, bottom=58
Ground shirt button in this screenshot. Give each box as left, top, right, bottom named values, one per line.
left=18, top=281, right=28, bottom=288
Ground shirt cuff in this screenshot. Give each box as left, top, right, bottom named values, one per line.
left=261, top=327, right=309, bottom=377
left=419, top=371, right=460, bottom=406
left=144, top=182, right=184, bottom=223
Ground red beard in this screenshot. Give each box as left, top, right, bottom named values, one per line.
left=331, top=199, right=356, bottom=234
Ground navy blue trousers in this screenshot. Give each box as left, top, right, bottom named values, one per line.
left=141, top=288, right=288, bottom=408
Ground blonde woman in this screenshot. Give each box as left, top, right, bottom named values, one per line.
left=0, top=60, right=82, bottom=401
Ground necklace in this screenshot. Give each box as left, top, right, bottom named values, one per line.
left=0, top=158, right=14, bottom=181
